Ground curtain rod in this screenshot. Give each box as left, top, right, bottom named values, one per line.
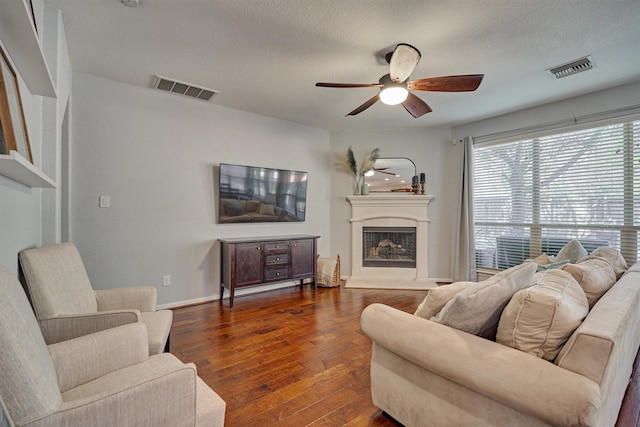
left=473, top=104, right=640, bottom=145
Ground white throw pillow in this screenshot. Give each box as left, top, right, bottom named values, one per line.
left=497, top=269, right=589, bottom=361
left=561, top=257, right=616, bottom=308
left=431, top=263, right=538, bottom=339
left=414, top=281, right=474, bottom=319
left=590, top=247, right=627, bottom=279
left=556, top=239, right=588, bottom=264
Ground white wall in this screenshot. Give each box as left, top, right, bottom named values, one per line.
left=329, top=126, right=457, bottom=282
left=69, top=73, right=330, bottom=306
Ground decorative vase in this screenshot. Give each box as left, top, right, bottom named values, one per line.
left=361, top=182, right=369, bottom=195
left=353, top=175, right=362, bottom=195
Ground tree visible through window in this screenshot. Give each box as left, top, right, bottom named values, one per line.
left=474, top=119, right=640, bottom=270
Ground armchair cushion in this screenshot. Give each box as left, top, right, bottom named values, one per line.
left=141, top=310, right=174, bottom=355
left=20, top=243, right=98, bottom=318
left=0, top=267, right=62, bottom=425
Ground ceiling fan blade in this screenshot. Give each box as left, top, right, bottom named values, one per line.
left=407, top=74, right=484, bottom=92
left=315, top=82, right=382, bottom=88
left=347, top=94, right=380, bottom=116
left=402, top=93, right=432, bottom=118
left=389, top=43, right=421, bottom=83
left=376, top=170, right=397, bottom=175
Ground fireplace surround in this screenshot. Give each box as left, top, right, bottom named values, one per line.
left=346, top=194, right=436, bottom=290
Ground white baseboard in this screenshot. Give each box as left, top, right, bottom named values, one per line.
left=157, top=281, right=299, bottom=310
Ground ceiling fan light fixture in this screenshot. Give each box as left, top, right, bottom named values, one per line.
left=389, top=43, right=421, bottom=83
left=379, top=87, right=408, bottom=105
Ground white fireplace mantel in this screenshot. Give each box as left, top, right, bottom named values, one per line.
left=345, top=194, right=437, bottom=290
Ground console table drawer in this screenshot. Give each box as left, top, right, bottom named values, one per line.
left=264, top=266, right=289, bottom=281
left=264, top=242, right=289, bottom=254
left=266, top=253, right=289, bottom=266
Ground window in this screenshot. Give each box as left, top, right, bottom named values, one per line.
left=474, top=119, right=640, bottom=270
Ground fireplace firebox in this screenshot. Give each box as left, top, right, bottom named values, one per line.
left=363, top=227, right=416, bottom=268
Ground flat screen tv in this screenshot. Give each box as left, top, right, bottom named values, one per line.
left=218, top=163, right=308, bottom=223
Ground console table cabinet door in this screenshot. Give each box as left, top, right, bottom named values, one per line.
left=291, top=239, right=315, bottom=279
left=234, top=243, right=263, bottom=287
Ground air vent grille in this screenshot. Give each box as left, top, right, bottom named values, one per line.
left=153, top=76, right=218, bottom=101
left=546, top=56, right=595, bottom=79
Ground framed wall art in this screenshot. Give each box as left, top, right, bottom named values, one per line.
left=0, top=46, right=32, bottom=163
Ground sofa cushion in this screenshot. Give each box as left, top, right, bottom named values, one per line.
left=562, top=258, right=616, bottom=308
left=590, top=247, right=627, bottom=279
left=556, top=239, right=588, bottom=264
left=414, top=281, right=473, bottom=319
left=497, top=269, right=589, bottom=361
left=431, top=263, right=537, bottom=339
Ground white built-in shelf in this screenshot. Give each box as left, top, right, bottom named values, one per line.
left=0, top=151, right=56, bottom=188
left=0, top=0, right=56, bottom=97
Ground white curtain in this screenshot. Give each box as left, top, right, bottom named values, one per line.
left=452, top=137, right=477, bottom=281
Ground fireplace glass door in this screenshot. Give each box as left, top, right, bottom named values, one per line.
left=363, top=227, right=416, bottom=268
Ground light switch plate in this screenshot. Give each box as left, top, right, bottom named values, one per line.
left=99, top=196, right=110, bottom=208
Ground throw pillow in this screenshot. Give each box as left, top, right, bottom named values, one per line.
left=556, top=239, right=588, bottom=264
left=525, top=253, right=556, bottom=265
left=496, top=269, right=589, bottom=361
left=431, top=262, right=538, bottom=340
left=590, top=247, right=628, bottom=279
left=259, top=203, right=275, bottom=215
left=245, top=200, right=260, bottom=213
left=414, top=281, right=474, bottom=319
left=536, top=259, right=570, bottom=272
left=224, top=200, right=244, bottom=216
left=561, top=257, right=616, bottom=308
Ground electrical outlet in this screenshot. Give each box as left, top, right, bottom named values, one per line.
left=99, top=195, right=110, bottom=208
left=162, top=275, right=171, bottom=286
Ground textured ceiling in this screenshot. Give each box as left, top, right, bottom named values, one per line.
left=45, top=0, right=640, bottom=131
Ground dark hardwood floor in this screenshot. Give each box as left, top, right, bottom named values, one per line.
left=170, top=284, right=640, bottom=427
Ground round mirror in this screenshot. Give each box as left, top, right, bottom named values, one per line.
left=364, top=157, right=416, bottom=192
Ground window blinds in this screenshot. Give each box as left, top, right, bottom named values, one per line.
left=474, top=119, right=640, bottom=270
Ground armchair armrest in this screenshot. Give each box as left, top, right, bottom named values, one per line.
left=361, top=303, right=601, bottom=426
left=95, top=287, right=157, bottom=312
left=48, top=323, right=149, bottom=392
left=39, top=310, right=141, bottom=344
left=37, top=355, right=198, bottom=426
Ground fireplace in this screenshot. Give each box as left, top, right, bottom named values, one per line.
left=346, top=194, right=435, bottom=290
left=363, top=226, right=416, bottom=268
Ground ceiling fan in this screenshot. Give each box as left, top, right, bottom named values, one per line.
left=315, top=43, right=484, bottom=118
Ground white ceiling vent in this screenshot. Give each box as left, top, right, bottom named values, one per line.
left=153, top=76, right=218, bottom=102
left=546, top=56, right=595, bottom=79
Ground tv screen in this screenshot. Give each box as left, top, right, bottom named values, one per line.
left=218, top=163, right=308, bottom=223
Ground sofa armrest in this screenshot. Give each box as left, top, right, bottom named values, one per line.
left=361, top=303, right=601, bottom=426
left=39, top=310, right=141, bottom=344
left=95, top=287, right=157, bottom=312
left=48, top=323, right=150, bottom=392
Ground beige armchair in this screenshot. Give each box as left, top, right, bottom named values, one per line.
left=19, top=242, right=172, bottom=355
left=0, top=266, right=225, bottom=427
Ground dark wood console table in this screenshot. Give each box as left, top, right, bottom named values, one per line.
left=219, top=234, right=319, bottom=307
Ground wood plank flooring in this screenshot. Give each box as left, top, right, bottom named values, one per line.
left=170, top=284, right=640, bottom=427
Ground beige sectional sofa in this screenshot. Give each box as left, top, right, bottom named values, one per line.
left=361, top=257, right=640, bottom=426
